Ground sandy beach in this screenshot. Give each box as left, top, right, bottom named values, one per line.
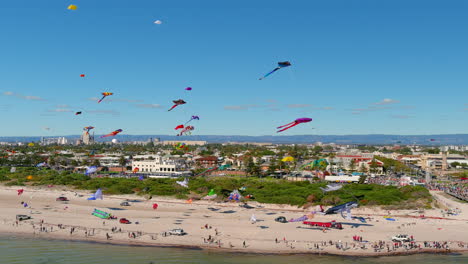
left=1, top=185, right=468, bottom=256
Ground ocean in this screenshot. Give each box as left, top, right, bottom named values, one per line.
left=0, top=236, right=467, bottom=264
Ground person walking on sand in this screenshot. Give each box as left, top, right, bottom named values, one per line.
left=106, top=233, right=111, bottom=240
left=243, top=241, right=246, bottom=248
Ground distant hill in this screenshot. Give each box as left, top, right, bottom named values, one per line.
left=1, top=134, right=468, bottom=145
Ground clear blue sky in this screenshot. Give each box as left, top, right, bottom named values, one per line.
left=0, top=0, right=467, bottom=137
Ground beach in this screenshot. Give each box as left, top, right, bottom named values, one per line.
left=1, top=186, right=467, bottom=256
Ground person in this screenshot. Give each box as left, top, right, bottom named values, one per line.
left=243, top=241, right=246, bottom=248
left=106, top=233, right=111, bottom=240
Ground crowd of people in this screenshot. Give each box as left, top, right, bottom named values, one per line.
left=427, top=181, right=468, bottom=201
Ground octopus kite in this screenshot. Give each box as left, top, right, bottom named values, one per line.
left=98, top=92, right=113, bottom=103
left=276, top=118, right=312, bottom=133
left=100, top=129, right=122, bottom=138
left=185, top=115, right=199, bottom=124
left=168, top=99, right=186, bottom=111
left=259, top=61, right=291, bottom=80
left=185, top=87, right=192, bottom=91
left=177, top=126, right=194, bottom=136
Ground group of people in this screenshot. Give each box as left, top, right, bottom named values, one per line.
left=427, top=181, right=468, bottom=201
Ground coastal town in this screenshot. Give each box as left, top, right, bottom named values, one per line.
left=1, top=139, right=467, bottom=256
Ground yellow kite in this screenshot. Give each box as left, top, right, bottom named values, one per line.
left=281, top=156, right=295, bottom=162
left=67, top=5, right=77, bottom=10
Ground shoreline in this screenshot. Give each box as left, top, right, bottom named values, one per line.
left=2, top=230, right=466, bottom=257
left=1, top=185, right=468, bottom=257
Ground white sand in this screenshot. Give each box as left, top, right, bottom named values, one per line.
left=1, top=186, right=467, bottom=255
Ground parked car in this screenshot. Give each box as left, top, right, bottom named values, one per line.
left=56, top=196, right=69, bottom=202
left=168, top=228, right=186, bottom=236
left=392, top=234, right=412, bottom=242
left=119, top=218, right=131, bottom=224
left=274, top=216, right=288, bottom=223
left=120, top=201, right=131, bottom=206
left=16, top=215, right=31, bottom=221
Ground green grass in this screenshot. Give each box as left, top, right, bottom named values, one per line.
left=0, top=167, right=432, bottom=208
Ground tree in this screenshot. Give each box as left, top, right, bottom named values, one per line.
left=359, top=163, right=368, bottom=173
left=348, top=159, right=357, bottom=172
left=119, top=156, right=126, bottom=173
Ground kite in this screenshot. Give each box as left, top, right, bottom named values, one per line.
left=185, top=87, right=192, bottom=91
left=87, top=188, right=103, bottom=200
left=67, top=5, right=77, bottom=10
left=133, top=167, right=139, bottom=173
left=154, top=20, right=162, bottom=25
left=85, top=166, right=98, bottom=175
left=175, top=124, right=184, bottom=130
left=276, top=117, right=312, bottom=133
left=176, top=178, right=189, bottom=188
left=177, top=126, right=194, bottom=136
left=80, top=74, right=85, bottom=77
left=168, top=99, right=186, bottom=111
left=259, top=61, right=291, bottom=80
left=185, top=115, right=199, bottom=124
left=152, top=203, right=158, bottom=210
left=175, top=142, right=188, bottom=150
left=319, top=184, right=342, bottom=193
left=281, top=156, right=295, bottom=162
left=98, top=92, right=113, bottom=103
left=75, top=111, right=82, bottom=115
left=17, top=189, right=24, bottom=196
left=100, top=129, right=122, bottom=138
left=84, top=126, right=95, bottom=134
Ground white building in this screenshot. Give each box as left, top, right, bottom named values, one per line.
left=132, top=155, right=190, bottom=176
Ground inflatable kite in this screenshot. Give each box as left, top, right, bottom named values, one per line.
left=17, top=189, right=24, bottom=196
left=85, top=166, right=98, bottom=175
left=281, top=156, right=295, bottom=162
left=154, top=20, right=162, bottom=25
left=98, top=92, right=113, bottom=103
left=176, top=178, right=189, bottom=188
left=185, top=87, right=192, bottom=91
left=84, top=126, right=94, bottom=134
left=67, top=5, right=77, bottom=10
left=175, top=124, right=184, bottom=130
left=100, top=129, right=122, bottom=138
left=75, top=111, right=82, bottom=115
left=176, top=126, right=194, bottom=136
left=152, top=203, right=158, bottom=210
left=277, top=118, right=312, bottom=133
left=259, top=61, right=291, bottom=80
left=185, top=115, right=199, bottom=124
left=80, top=74, right=85, bottom=77
left=168, top=99, right=186, bottom=111
left=88, top=188, right=103, bottom=200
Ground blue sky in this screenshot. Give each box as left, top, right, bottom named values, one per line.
left=0, top=0, right=467, bottom=137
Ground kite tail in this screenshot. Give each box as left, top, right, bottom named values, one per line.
left=168, top=105, right=177, bottom=111
left=259, top=67, right=280, bottom=80
left=276, top=121, right=296, bottom=129
left=277, top=123, right=299, bottom=133
left=97, top=96, right=106, bottom=103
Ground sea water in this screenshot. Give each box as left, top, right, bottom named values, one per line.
left=0, top=235, right=466, bottom=264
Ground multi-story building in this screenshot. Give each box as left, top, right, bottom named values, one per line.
left=132, top=155, right=190, bottom=176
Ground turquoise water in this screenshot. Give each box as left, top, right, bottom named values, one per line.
left=0, top=235, right=467, bottom=264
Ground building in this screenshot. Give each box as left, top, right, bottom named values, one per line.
left=41, top=137, right=68, bottom=145
left=132, top=155, right=190, bottom=176
left=195, top=156, right=219, bottom=168
left=78, top=130, right=94, bottom=145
